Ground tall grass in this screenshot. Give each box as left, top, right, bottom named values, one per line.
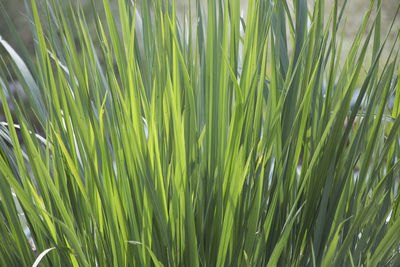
left=0, top=0, right=400, bottom=265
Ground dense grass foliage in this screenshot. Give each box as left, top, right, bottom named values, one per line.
left=1, top=0, right=400, bottom=266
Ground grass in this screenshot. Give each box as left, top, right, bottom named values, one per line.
left=0, top=0, right=400, bottom=266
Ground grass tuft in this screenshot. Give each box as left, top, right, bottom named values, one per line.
left=0, top=0, right=400, bottom=266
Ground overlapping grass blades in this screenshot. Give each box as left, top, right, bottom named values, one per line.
left=0, top=0, right=400, bottom=265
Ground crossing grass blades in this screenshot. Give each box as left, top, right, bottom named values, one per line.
left=1, top=0, right=400, bottom=266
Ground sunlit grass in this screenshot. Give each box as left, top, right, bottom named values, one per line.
left=0, top=0, right=400, bottom=266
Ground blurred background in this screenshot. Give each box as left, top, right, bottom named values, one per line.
left=0, top=0, right=399, bottom=110
left=1, top=0, right=399, bottom=67
left=1, top=0, right=399, bottom=56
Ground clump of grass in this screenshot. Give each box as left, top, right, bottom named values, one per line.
left=0, top=0, right=400, bottom=266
